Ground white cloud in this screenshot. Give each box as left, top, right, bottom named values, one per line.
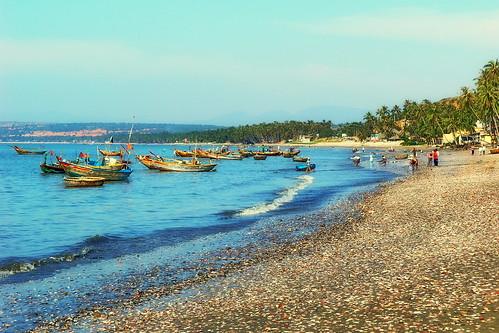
left=293, top=8, right=499, bottom=48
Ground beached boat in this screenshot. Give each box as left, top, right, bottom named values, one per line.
left=253, top=155, right=267, bottom=160
left=12, top=146, right=46, bottom=155
left=136, top=155, right=216, bottom=172
left=59, top=160, right=132, bottom=181
left=98, top=149, right=123, bottom=157
left=292, top=156, right=308, bottom=162
left=64, top=177, right=105, bottom=187
left=296, top=163, right=316, bottom=171
left=395, top=153, right=409, bottom=160
left=490, top=148, right=499, bottom=154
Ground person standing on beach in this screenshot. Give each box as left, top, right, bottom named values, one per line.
left=427, top=151, right=433, bottom=167
left=433, top=149, right=439, bottom=166
left=471, top=146, right=475, bottom=155
left=412, top=147, right=417, bottom=158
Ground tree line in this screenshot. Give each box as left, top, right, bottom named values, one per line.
left=115, top=60, right=498, bottom=145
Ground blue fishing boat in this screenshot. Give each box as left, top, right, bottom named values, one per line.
left=296, top=163, right=316, bottom=171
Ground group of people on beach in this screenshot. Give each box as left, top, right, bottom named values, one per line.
left=426, top=149, right=440, bottom=167
left=470, top=146, right=486, bottom=156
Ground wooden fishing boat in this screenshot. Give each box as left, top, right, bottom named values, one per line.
left=253, top=155, right=267, bottom=160
left=296, top=163, right=316, bottom=171
left=282, top=150, right=300, bottom=158
left=136, top=155, right=216, bottom=172
left=395, top=153, right=409, bottom=160
left=59, top=160, right=132, bottom=181
left=98, top=149, right=123, bottom=157
left=175, top=150, right=195, bottom=158
left=12, top=146, right=46, bottom=155
left=40, top=162, right=65, bottom=173
left=490, top=148, right=499, bottom=154
left=239, top=150, right=255, bottom=157
left=64, top=177, right=105, bottom=187
left=254, top=151, right=281, bottom=156
left=292, top=156, right=308, bottom=162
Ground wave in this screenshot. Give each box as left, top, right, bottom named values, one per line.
left=0, top=246, right=93, bottom=277
left=237, top=175, right=314, bottom=217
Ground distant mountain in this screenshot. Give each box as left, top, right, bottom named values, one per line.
left=0, top=122, right=221, bottom=142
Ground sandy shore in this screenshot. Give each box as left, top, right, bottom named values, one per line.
left=33, top=151, right=498, bottom=332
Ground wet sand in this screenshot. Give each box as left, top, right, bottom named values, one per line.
left=33, top=151, right=498, bottom=332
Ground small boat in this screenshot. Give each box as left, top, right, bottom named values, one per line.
left=292, top=156, right=308, bottom=162
left=490, top=148, right=499, bottom=154
left=175, top=150, right=195, bottom=158
left=12, top=146, right=46, bottom=155
left=98, top=149, right=123, bottom=157
left=296, top=163, right=316, bottom=171
left=239, top=150, right=255, bottom=157
left=40, top=162, right=65, bottom=173
left=64, top=177, right=105, bottom=187
left=59, top=160, right=132, bottom=181
left=136, top=155, right=216, bottom=172
left=253, top=155, right=267, bottom=160
left=395, top=153, right=409, bottom=160
left=254, top=151, right=281, bottom=156
left=282, top=150, right=300, bottom=158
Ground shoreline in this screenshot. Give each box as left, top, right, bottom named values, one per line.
left=30, top=152, right=498, bottom=332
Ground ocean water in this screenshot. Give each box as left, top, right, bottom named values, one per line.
left=0, top=143, right=401, bottom=331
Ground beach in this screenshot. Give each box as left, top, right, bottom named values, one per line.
left=32, top=151, right=498, bottom=332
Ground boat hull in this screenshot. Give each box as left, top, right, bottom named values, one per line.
left=292, top=156, right=308, bottom=162
left=64, top=177, right=105, bottom=187
left=490, top=148, right=499, bottom=154
left=60, top=161, right=132, bottom=181
left=98, top=149, right=123, bottom=157
left=13, top=146, right=46, bottom=155
left=40, top=163, right=65, bottom=173
left=137, top=156, right=216, bottom=172
left=253, top=155, right=267, bottom=160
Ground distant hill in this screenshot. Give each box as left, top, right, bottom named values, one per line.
left=0, top=122, right=221, bottom=142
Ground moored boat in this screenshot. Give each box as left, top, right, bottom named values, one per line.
left=12, top=146, right=46, bottom=155
left=98, top=149, right=123, bottom=157
left=253, top=155, right=267, bottom=160
left=282, top=150, right=300, bottom=158
left=59, top=160, right=132, bottom=181
left=254, top=151, right=281, bottom=156
left=292, top=156, right=308, bottom=162
left=40, top=162, right=65, bottom=173
left=64, top=177, right=105, bottom=187
left=175, top=150, right=195, bottom=158
left=136, top=155, right=216, bottom=172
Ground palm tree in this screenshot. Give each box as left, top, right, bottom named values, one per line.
left=475, top=59, right=499, bottom=145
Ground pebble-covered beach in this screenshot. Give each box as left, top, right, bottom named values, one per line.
left=32, top=151, right=498, bottom=332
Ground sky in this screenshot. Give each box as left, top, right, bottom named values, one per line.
left=0, top=0, right=498, bottom=126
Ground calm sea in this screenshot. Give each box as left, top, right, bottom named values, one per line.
left=0, top=143, right=401, bottom=331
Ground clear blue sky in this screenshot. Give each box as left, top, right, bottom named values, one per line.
left=1, top=0, right=498, bottom=125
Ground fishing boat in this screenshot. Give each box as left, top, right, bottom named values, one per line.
left=239, top=150, right=255, bottom=157
left=296, top=163, right=316, bottom=171
left=254, top=151, right=281, bottom=156
left=292, top=156, right=308, bottom=162
left=136, top=155, right=216, bottom=172
left=253, top=155, right=267, bottom=160
left=490, top=148, right=499, bottom=154
left=98, top=148, right=123, bottom=157
left=395, top=153, right=409, bottom=160
left=64, top=177, right=105, bottom=187
left=12, top=146, right=46, bottom=155
left=59, top=160, right=132, bottom=181
left=282, top=150, right=300, bottom=158
left=40, top=162, right=65, bottom=173
left=175, top=150, right=195, bottom=158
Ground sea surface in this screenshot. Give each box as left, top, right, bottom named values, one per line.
left=0, top=143, right=403, bottom=331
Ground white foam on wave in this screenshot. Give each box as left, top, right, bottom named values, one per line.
left=237, top=175, right=314, bottom=217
